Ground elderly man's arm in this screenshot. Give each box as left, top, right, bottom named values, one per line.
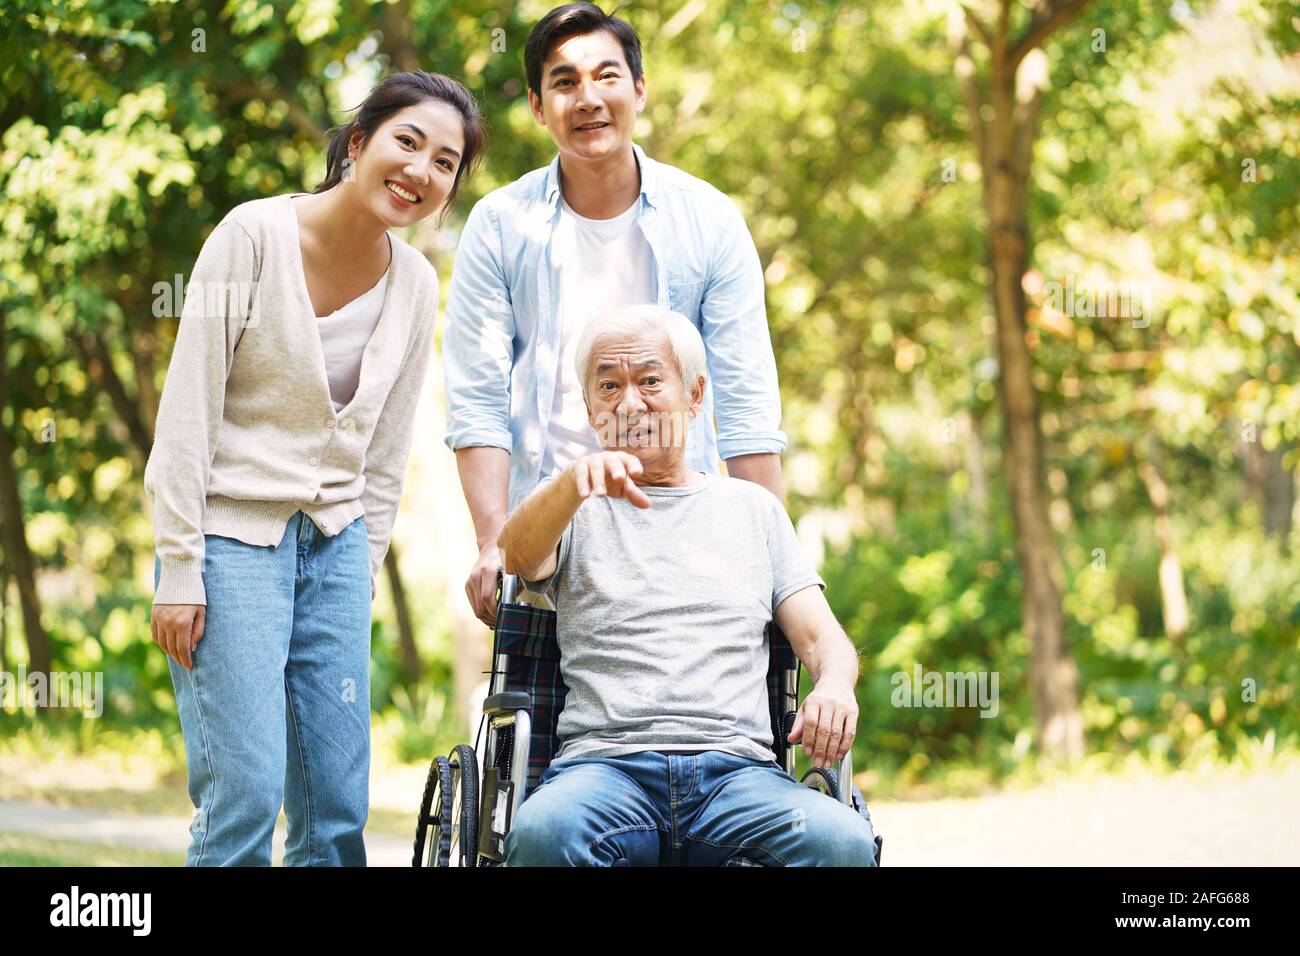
left=498, top=471, right=582, bottom=582
left=775, top=585, right=860, bottom=689
left=775, top=584, right=862, bottom=769
left=498, top=451, right=649, bottom=582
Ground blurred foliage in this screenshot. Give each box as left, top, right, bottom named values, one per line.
left=822, top=509, right=1300, bottom=792
left=1, top=0, right=1296, bottom=790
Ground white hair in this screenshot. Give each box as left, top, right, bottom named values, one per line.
left=574, top=304, right=708, bottom=403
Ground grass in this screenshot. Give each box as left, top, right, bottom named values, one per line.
left=0, top=832, right=183, bottom=867
left=5, top=712, right=1297, bottom=833
left=0, top=715, right=428, bottom=839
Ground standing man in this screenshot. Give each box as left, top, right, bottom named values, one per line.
left=444, top=2, right=787, bottom=626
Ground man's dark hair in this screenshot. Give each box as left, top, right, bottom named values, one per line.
left=524, top=3, right=644, bottom=99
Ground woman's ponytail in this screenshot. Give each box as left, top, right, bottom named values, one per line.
left=314, top=120, right=358, bottom=194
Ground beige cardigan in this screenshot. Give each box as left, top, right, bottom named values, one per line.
left=144, top=194, right=438, bottom=605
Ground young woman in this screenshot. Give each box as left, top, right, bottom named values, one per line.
left=144, top=71, right=485, bottom=866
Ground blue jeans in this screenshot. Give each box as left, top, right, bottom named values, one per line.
left=154, top=511, right=372, bottom=866
left=504, top=749, right=879, bottom=866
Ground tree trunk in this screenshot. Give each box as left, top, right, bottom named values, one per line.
left=1246, top=443, right=1295, bottom=550
left=1138, top=457, right=1189, bottom=650
left=134, top=319, right=159, bottom=439
left=384, top=544, right=420, bottom=683
left=0, top=552, right=8, bottom=673
left=987, top=202, right=1082, bottom=761
left=74, top=326, right=153, bottom=459
left=958, top=2, right=1089, bottom=762
left=0, top=309, right=52, bottom=675
left=964, top=409, right=991, bottom=541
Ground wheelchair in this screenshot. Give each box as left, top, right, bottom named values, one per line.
left=413, top=572, right=884, bottom=867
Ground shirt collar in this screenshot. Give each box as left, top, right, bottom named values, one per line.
left=543, top=141, right=658, bottom=213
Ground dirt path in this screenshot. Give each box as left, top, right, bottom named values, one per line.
left=0, top=799, right=413, bottom=867
left=2, top=762, right=1295, bottom=866
left=869, top=763, right=1300, bottom=866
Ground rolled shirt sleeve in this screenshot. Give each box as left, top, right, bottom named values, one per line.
left=699, top=195, right=789, bottom=461
left=442, top=200, right=515, bottom=454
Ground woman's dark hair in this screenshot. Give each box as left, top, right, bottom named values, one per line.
left=524, top=2, right=643, bottom=98
left=314, top=70, right=487, bottom=224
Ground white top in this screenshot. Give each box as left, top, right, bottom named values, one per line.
left=317, top=268, right=389, bottom=413
left=540, top=193, right=657, bottom=477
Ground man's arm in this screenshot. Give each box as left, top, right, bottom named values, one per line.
left=765, top=491, right=858, bottom=770
left=498, top=452, right=648, bottom=582
left=442, top=199, right=515, bottom=455
left=773, top=585, right=860, bottom=690
left=725, top=452, right=784, bottom=501
left=443, top=198, right=516, bottom=625
left=698, top=195, right=789, bottom=473
left=497, top=470, right=584, bottom=582
left=456, top=446, right=510, bottom=550
left=775, top=584, right=862, bottom=770
left=454, top=445, right=510, bottom=626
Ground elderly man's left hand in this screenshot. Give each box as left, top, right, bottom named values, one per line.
left=787, top=679, right=858, bottom=771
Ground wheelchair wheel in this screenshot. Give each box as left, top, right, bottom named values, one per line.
left=803, top=767, right=883, bottom=865
left=801, top=765, right=840, bottom=800
left=447, top=744, right=479, bottom=868
left=413, top=754, right=453, bottom=867
left=848, top=782, right=884, bottom=866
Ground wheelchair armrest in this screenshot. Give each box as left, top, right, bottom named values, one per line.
left=483, top=691, right=532, bottom=717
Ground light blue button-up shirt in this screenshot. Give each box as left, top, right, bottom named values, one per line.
left=442, top=142, right=787, bottom=510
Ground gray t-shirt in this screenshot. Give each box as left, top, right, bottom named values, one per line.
left=522, top=470, right=825, bottom=764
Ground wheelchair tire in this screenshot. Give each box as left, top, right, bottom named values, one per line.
left=800, top=765, right=840, bottom=800
left=448, top=743, right=479, bottom=868
left=803, top=768, right=884, bottom=866
left=849, top=783, right=884, bottom=866
left=413, top=754, right=454, bottom=867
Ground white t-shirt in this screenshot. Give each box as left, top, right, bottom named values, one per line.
left=539, top=193, right=656, bottom=478
left=317, top=268, right=389, bottom=413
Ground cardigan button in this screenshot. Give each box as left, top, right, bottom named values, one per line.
left=308, top=457, right=319, bottom=467
left=326, top=420, right=336, bottom=429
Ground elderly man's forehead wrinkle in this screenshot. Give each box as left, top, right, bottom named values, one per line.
left=594, top=351, right=664, bottom=369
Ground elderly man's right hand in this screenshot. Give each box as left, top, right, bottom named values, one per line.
left=569, top=451, right=651, bottom=508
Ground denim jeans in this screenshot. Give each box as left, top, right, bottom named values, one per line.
left=503, top=749, right=878, bottom=867
left=154, top=510, right=372, bottom=866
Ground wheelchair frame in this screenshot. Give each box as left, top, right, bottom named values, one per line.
left=414, top=572, right=882, bottom=867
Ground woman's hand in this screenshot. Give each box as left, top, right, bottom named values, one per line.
left=465, top=538, right=503, bottom=628
left=151, top=603, right=206, bottom=671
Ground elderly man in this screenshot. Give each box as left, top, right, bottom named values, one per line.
left=496, top=305, right=878, bottom=867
